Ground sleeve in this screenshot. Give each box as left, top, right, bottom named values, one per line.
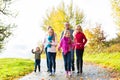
left=42, top=34, right=47, bottom=48
left=58, top=38, right=63, bottom=49
left=40, top=51, right=42, bottom=55
left=60, top=31, right=64, bottom=40
left=83, top=33, right=87, bottom=45
left=31, top=50, right=35, bottom=54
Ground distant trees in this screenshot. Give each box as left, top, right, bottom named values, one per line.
left=41, top=1, right=120, bottom=53
left=42, top=2, right=84, bottom=40
left=0, top=0, right=15, bottom=51
left=84, top=24, right=106, bottom=53
left=111, top=0, right=120, bottom=29
left=109, top=0, right=120, bottom=53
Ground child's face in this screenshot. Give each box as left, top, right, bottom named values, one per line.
left=36, top=47, right=40, bottom=51
left=65, top=31, right=70, bottom=37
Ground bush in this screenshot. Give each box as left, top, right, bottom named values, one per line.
left=104, top=43, right=120, bottom=53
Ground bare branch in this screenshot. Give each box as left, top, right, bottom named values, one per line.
left=0, top=9, right=7, bottom=15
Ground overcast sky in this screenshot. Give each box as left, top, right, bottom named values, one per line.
left=0, top=0, right=118, bottom=58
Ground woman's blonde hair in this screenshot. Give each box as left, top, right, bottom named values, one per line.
left=73, top=25, right=83, bottom=37
left=48, top=28, right=55, bottom=41
left=75, top=24, right=83, bottom=32
left=63, top=30, right=70, bottom=37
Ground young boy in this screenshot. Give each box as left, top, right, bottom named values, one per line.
left=32, top=47, right=42, bottom=72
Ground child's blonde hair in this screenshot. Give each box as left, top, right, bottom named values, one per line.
left=63, top=30, right=70, bottom=37
left=36, top=47, right=40, bottom=51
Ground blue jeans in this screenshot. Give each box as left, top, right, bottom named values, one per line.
left=62, top=52, right=71, bottom=71
left=48, top=52, right=56, bottom=73
left=34, top=59, right=41, bottom=71
left=71, top=49, right=75, bottom=71
left=76, top=49, right=84, bottom=73
left=45, top=47, right=50, bottom=71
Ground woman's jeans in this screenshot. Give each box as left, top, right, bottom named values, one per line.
left=76, top=49, right=84, bottom=73
left=71, top=49, right=75, bottom=71
left=45, top=47, right=50, bottom=71
left=48, top=52, right=56, bottom=73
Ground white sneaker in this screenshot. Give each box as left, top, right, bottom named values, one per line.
left=49, top=73, right=52, bottom=76
left=68, top=71, right=72, bottom=76
left=65, top=71, right=68, bottom=77
left=52, top=72, right=55, bottom=75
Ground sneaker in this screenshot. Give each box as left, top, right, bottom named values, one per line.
left=72, top=70, right=75, bottom=73
left=77, top=71, right=80, bottom=75
left=52, top=72, right=55, bottom=76
left=68, top=71, right=72, bottom=76
left=49, top=73, right=52, bottom=76
left=47, top=70, right=50, bottom=72
left=65, top=71, right=68, bottom=77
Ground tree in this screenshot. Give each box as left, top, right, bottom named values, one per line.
left=84, top=24, right=106, bottom=53
left=0, top=0, right=15, bottom=52
left=42, top=1, right=84, bottom=40
left=111, top=0, right=120, bottom=30
left=111, top=0, right=120, bottom=49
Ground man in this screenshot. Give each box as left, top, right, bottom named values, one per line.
left=60, top=22, right=75, bottom=72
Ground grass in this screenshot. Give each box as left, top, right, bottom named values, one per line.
left=83, top=52, right=120, bottom=72
left=0, top=58, right=34, bottom=80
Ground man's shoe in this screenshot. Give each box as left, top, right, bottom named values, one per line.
left=49, top=73, right=52, bottom=76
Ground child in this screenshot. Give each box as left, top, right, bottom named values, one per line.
left=73, top=25, right=87, bottom=74
left=32, top=47, right=42, bottom=72
left=58, top=30, right=73, bottom=77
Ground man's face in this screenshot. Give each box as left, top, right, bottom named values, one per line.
left=64, top=23, right=70, bottom=30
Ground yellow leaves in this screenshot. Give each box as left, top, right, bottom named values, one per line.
left=42, top=1, right=84, bottom=42
left=111, top=0, right=120, bottom=28
left=84, top=29, right=93, bottom=39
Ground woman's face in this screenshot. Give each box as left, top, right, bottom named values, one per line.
left=76, top=26, right=81, bottom=33
left=48, top=28, right=54, bottom=36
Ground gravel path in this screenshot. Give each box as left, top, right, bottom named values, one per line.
left=19, top=59, right=112, bottom=80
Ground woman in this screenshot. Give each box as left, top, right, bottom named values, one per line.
left=42, top=26, right=52, bottom=72
left=73, top=25, right=87, bottom=74
left=44, top=28, right=57, bottom=76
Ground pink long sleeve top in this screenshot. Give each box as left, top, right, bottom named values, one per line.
left=59, top=36, right=73, bottom=55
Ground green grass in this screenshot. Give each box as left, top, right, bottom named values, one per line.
left=84, top=52, right=120, bottom=72
left=0, top=58, right=34, bottom=80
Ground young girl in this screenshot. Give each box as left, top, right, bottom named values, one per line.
left=47, top=28, right=57, bottom=76
left=32, top=47, right=42, bottom=72
left=73, top=25, right=87, bottom=74
left=58, top=30, right=73, bottom=77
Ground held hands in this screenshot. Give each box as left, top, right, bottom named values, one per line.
left=58, top=47, right=61, bottom=52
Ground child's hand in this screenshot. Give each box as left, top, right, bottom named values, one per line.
left=58, top=48, right=60, bottom=51
left=31, top=49, right=34, bottom=53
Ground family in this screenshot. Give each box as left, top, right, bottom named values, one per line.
left=31, top=22, right=87, bottom=77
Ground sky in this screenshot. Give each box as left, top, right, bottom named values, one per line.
left=0, top=0, right=118, bottom=58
